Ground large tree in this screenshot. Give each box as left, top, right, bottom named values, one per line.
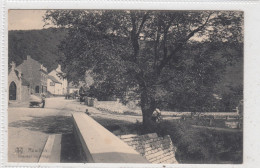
left=44, top=10, right=243, bottom=127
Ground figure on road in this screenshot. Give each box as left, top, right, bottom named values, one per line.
left=40, top=93, right=46, bottom=108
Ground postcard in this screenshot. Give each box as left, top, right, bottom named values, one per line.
left=1, top=1, right=260, bottom=168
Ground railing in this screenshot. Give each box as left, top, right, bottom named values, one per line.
left=72, top=113, right=149, bottom=163
left=161, top=111, right=239, bottom=116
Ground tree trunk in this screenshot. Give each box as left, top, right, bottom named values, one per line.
left=140, top=87, right=156, bottom=129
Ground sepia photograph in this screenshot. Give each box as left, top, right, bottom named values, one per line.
left=7, top=9, right=243, bottom=164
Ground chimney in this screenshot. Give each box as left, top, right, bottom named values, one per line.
left=27, top=55, right=31, bottom=60
left=11, top=61, right=16, bottom=71
left=57, top=64, right=61, bottom=71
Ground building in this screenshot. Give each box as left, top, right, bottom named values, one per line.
left=68, top=81, right=86, bottom=94
left=8, top=62, right=30, bottom=102
left=47, top=75, right=62, bottom=95
left=48, top=64, right=68, bottom=95
left=68, top=82, right=80, bottom=94
left=16, top=55, right=48, bottom=94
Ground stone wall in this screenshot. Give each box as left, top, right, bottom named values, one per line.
left=21, top=85, right=30, bottom=101
left=72, top=113, right=149, bottom=163
left=119, top=133, right=178, bottom=164
left=94, top=100, right=141, bottom=115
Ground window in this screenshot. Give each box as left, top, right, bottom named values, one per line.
left=50, top=82, right=55, bottom=86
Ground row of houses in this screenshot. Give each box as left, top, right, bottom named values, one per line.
left=8, top=55, right=68, bottom=102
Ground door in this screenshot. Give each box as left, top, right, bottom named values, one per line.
left=9, top=81, right=17, bottom=100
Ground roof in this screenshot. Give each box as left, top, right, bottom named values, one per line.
left=48, top=75, right=62, bottom=84
left=21, top=78, right=30, bottom=86
left=40, top=69, right=48, bottom=74
left=55, top=70, right=66, bottom=78
left=8, top=68, right=19, bottom=76
left=8, top=67, right=30, bottom=86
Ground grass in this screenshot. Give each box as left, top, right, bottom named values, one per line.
left=93, top=117, right=243, bottom=164
left=154, top=120, right=243, bottom=164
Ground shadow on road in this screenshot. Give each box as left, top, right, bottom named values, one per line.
left=9, top=115, right=73, bottom=134
left=9, top=115, right=84, bottom=162
left=60, top=133, right=82, bottom=163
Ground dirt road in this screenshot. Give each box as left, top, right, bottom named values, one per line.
left=8, top=97, right=143, bottom=162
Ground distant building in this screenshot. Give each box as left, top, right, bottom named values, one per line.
left=48, top=64, right=68, bottom=95
left=8, top=62, right=30, bottom=101
left=16, top=55, right=48, bottom=94
left=68, top=81, right=85, bottom=94
left=47, top=75, right=62, bottom=95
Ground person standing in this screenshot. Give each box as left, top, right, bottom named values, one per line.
left=40, top=93, right=46, bottom=108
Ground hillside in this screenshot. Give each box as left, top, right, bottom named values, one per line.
left=8, top=28, right=67, bottom=72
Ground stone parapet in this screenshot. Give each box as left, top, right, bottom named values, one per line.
left=72, top=113, right=149, bottom=163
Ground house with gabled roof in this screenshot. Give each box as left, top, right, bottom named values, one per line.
left=47, top=75, right=63, bottom=95
left=16, top=55, right=48, bottom=95
left=48, top=64, right=68, bottom=96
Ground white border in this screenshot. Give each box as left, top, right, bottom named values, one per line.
left=1, top=0, right=260, bottom=168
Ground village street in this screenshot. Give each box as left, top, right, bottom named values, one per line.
left=8, top=97, right=142, bottom=162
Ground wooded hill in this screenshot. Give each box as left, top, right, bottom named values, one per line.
left=8, top=28, right=67, bottom=71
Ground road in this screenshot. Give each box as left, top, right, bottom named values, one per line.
left=8, top=97, right=142, bottom=162
left=8, top=97, right=86, bottom=162
left=8, top=97, right=242, bottom=163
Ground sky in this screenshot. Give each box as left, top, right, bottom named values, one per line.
left=8, top=10, right=54, bottom=30
left=8, top=10, right=227, bottom=42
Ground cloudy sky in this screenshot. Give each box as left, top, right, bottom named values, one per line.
left=8, top=10, right=54, bottom=30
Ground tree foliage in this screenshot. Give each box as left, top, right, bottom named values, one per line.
left=44, top=10, right=243, bottom=126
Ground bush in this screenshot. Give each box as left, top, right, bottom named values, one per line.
left=150, top=120, right=242, bottom=163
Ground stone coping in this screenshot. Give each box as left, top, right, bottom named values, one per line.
left=72, top=113, right=149, bottom=163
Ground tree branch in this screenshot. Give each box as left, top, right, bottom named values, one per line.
left=157, top=13, right=212, bottom=75
left=153, top=23, right=161, bottom=68
left=130, top=12, right=138, bottom=62
left=137, top=12, right=149, bottom=36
